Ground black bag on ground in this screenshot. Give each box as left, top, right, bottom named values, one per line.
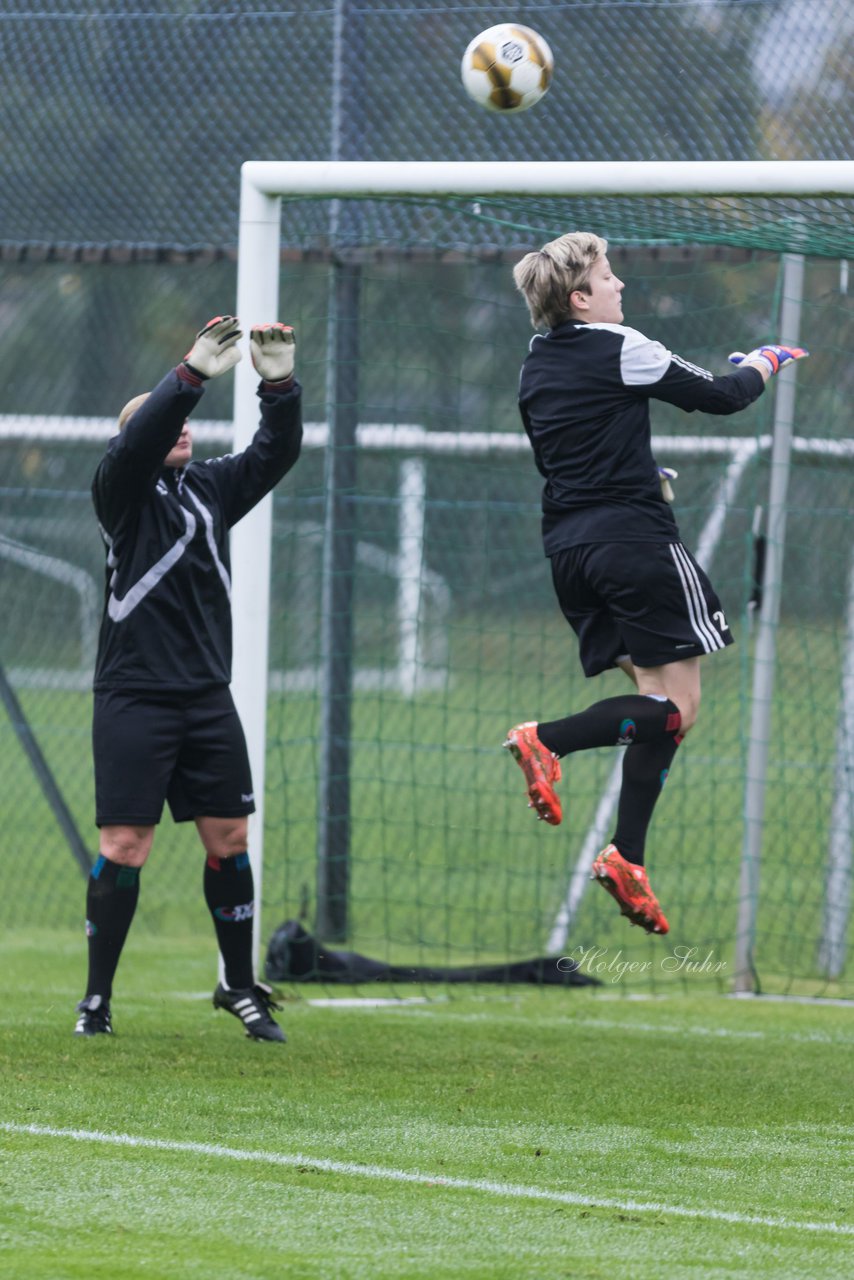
left=265, top=919, right=599, bottom=986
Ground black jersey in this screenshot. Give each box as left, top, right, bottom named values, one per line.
left=518, top=320, right=765, bottom=554
left=92, top=367, right=302, bottom=692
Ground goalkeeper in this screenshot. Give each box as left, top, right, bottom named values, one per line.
left=505, top=231, right=807, bottom=936
left=75, top=316, right=301, bottom=1041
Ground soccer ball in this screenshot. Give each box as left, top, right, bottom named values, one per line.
left=460, top=24, right=553, bottom=114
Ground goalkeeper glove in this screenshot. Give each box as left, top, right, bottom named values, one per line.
left=250, top=323, right=296, bottom=384
left=658, top=466, right=678, bottom=502
left=183, top=315, right=243, bottom=380
left=728, top=344, right=809, bottom=377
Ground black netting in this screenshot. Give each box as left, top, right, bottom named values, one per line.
left=1, top=0, right=852, bottom=253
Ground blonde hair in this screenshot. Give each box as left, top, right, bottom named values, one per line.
left=117, top=392, right=150, bottom=431
left=513, top=231, right=608, bottom=329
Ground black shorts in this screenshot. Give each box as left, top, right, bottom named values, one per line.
left=550, top=541, right=734, bottom=678
left=93, top=686, right=255, bottom=827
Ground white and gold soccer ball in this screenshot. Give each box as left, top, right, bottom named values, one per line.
left=460, top=24, right=553, bottom=114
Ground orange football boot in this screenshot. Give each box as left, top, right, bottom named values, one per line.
left=591, top=844, right=669, bottom=935
left=503, top=721, right=562, bottom=826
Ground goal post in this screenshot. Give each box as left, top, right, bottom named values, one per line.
left=734, top=249, right=804, bottom=993
left=230, top=160, right=854, bottom=985
left=230, top=177, right=281, bottom=969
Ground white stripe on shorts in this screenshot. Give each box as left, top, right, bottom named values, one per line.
left=669, top=543, right=724, bottom=652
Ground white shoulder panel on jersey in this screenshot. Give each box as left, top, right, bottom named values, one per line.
left=584, top=322, right=672, bottom=387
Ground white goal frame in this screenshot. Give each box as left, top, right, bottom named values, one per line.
left=231, top=160, right=854, bottom=975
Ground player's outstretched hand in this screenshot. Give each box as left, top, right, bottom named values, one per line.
left=728, top=344, right=809, bottom=377
left=250, top=323, right=295, bottom=384
left=183, top=316, right=243, bottom=380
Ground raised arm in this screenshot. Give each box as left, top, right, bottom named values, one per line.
left=205, top=323, right=303, bottom=527
left=92, top=370, right=202, bottom=532
left=92, top=316, right=243, bottom=532
left=626, top=328, right=808, bottom=416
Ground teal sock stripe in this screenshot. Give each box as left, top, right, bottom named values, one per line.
left=91, top=854, right=139, bottom=888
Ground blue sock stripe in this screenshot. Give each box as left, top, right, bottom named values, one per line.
left=91, top=854, right=107, bottom=879
left=234, top=852, right=250, bottom=871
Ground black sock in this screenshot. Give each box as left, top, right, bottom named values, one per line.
left=204, top=852, right=255, bottom=990
left=536, top=695, right=681, bottom=757
left=612, top=735, right=683, bottom=866
left=85, top=855, right=141, bottom=1001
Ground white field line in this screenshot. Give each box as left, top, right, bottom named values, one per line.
left=729, top=992, right=854, bottom=1008
left=2, top=1121, right=852, bottom=1237
left=172, top=993, right=443, bottom=1007
left=162, top=995, right=854, bottom=1043
left=304, top=996, right=433, bottom=1008
left=375, top=1007, right=854, bottom=1046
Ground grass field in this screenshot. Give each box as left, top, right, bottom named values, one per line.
left=2, top=930, right=854, bottom=1279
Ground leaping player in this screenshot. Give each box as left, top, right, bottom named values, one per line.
left=505, top=232, right=807, bottom=935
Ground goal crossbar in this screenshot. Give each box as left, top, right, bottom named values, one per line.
left=241, top=160, right=854, bottom=201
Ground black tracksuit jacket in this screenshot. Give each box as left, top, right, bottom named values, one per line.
left=517, top=320, right=765, bottom=555
left=92, top=367, right=302, bottom=692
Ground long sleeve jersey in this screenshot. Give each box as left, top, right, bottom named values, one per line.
left=517, top=320, right=765, bottom=555
left=92, top=367, right=303, bottom=692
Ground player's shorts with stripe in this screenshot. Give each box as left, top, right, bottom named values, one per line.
left=93, top=685, right=255, bottom=827
left=549, top=540, right=734, bottom=677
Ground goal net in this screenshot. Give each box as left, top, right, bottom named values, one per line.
left=2, top=163, right=853, bottom=997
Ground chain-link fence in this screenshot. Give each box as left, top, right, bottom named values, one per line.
left=1, top=1, right=852, bottom=254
